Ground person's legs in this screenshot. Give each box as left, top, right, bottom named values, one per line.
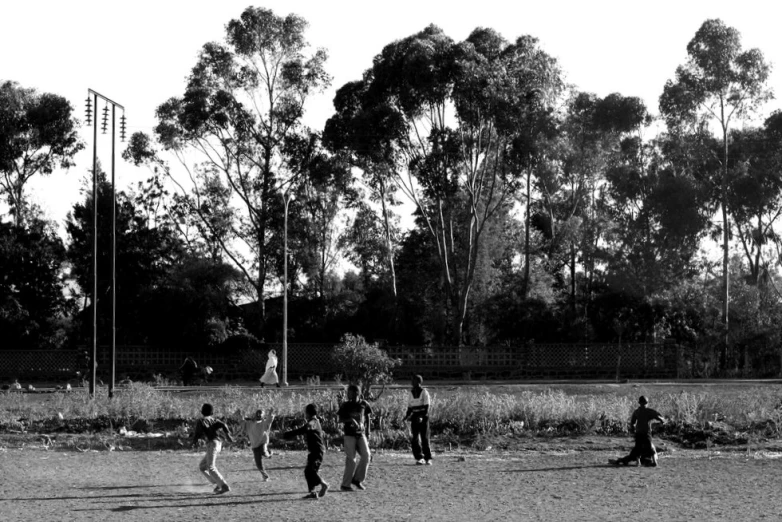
left=352, top=434, right=371, bottom=485
left=420, top=417, right=432, bottom=462
left=252, top=446, right=270, bottom=480
left=203, top=440, right=227, bottom=488
left=411, top=420, right=424, bottom=461
left=199, top=453, right=217, bottom=484
left=341, top=435, right=358, bottom=488
left=305, top=456, right=324, bottom=491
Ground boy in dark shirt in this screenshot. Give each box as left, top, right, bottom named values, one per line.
left=610, top=395, right=666, bottom=467
left=283, top=403, right=330, bottom=499
left=338, top=384, right=373, bottom=491
left=192, top=403, right=234, bottom=494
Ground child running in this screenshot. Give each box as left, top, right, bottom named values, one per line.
left=283, top=403, right=330, bottom=500
left=610, top=395, right=666, bottom=467
left=242, top=407, right=275, bottom=481
left=338, top=384, right=372, bottom=491
left=192, top=403, right=234, bottom=494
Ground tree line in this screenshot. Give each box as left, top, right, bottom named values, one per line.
left=1, top=10, right=781, bottom=376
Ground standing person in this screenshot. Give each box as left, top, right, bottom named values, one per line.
left=241, top=407, right=275, bottom=481
left=610, top=395, right=666, bottom=467
left=180, top=357, right=198, bottom=386
left=192, top=403, right=234, bottom=494
left=403, top=375, right=433, bottom=465
left=338, top=384, right=372, bottom=491
left=283, top=403, right=330, bottom=500
left=260, top=349, right=280, bottom=388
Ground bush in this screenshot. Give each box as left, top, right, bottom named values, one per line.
left=331, top=333, right=401, bottom=392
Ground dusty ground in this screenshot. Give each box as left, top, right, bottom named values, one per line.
left=1, top=445, right=781, bottom=522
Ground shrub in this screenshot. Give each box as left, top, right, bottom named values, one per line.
left=331, top=333, right=401, bottom=392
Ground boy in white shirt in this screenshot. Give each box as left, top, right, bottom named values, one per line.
left=403, top=375, right=432, bottom=465
left=242, top=407, right=275, bottom=481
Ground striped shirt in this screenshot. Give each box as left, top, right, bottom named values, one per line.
left=408, top=388, right=431, bottom=420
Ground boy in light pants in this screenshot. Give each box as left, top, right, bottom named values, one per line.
left=193, top=403, right=234, bottom=494
left=338, top=384, right=373, bottom=491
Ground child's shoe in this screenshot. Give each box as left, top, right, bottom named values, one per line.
left=303, top=491, right=318, bottom=500
left=318, top=482, right=330, bottom=497
left=415, top=459, right=425, bottom=465
left=215, top=484, right=231, bottom=495
left=425, top=459, right=433, bottom=465
left=351, top=480, right=366, bottom=490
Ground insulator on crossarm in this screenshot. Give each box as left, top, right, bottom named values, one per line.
left=85, top=96, right=92, bottom=126
left=101, top=105, right=109, bottom=134
left=120, top=113, right=127, bottom=142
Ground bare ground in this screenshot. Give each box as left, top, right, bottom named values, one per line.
left=1, top=444, right=781, bottom=522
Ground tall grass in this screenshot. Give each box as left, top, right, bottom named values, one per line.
left=1, top=384, right=781, bottom=444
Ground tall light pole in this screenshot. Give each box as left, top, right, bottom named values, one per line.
left=84, top=89, right=126, bottom=398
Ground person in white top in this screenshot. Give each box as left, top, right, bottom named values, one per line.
left=403, top=375, right=432, bottom=465
left=241, top=407, right=275, bottom=480
left=260, top=349, right=280, bottom=387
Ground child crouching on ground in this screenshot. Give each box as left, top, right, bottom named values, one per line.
left=192, top=403, right=234, bottom=494
left=242, top=407, right=275, bottom=481
left=283, top=403, right=330, bottom=500
left=610, top=395, right=666, bottom=467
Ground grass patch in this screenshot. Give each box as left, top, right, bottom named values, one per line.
left=1, top=384, right=781, bottom=450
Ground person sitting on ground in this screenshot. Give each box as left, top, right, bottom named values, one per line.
left=610, top=395, right=666, bottom=467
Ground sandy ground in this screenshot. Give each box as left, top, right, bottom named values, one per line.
left=1, top=446, right=781, bottom=522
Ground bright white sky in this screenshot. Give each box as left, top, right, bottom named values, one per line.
left=2, top=0, right=781, bottom=233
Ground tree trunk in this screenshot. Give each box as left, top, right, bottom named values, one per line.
left=522, top=166, right=532, bottom=299
left=721, top=125, right=730, bottom=369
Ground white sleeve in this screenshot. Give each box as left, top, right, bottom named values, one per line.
left=422, top=389, right=430, bottom=406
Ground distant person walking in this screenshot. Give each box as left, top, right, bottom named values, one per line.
left=610, top=395, right=666, bottom=467
left=338, top=384, right=372, bottom=491
left=260, top=349, right=280, bottom=388
left=192, top=403, right=234, bottom=494
left=403, top=375, right=432, bottom=465
left=180, top=357, right=199, bottom=386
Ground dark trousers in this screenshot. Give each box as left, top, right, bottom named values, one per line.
left=621, top=432, right=655, bottom=463
left=252, top=446, right=269, bottom=477
left=411, top=417, right=432, bottom=461
left=305, top=455, right=325, bottom=491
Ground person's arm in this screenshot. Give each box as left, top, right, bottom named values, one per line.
left=219, top=420, right=234, bottom=443
left=192, top=420, right=203, bottom=448
left=283, top=423, right=308, bottom=440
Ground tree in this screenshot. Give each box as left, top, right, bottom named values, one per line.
left=0, top=81, right=82, bottom=227
left=326, top=26, right=562, bottom=344
left=660, top=18, right=773, bottom=361
left=0, top=218, right=71, bottom=350
left=134, top=6, right=330, bottom=337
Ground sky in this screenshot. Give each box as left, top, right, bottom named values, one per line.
left=2, top=0, right=781, bottom=233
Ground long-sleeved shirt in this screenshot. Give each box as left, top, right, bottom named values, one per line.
left=243, top=415, right=274, bottom=449
left=630, top=406, right=664, bottom=435
left=283, top=417, right=326, bottom=458
left=193, top=416, right=231, bottom=445
left=406, top=387, right=431, bottom=421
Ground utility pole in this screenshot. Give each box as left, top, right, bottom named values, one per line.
left=84, top=89, right=126, bottom=398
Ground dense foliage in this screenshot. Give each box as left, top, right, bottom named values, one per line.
left=1, top=15, right=782, bottom=376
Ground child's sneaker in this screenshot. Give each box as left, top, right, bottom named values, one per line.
left=215, top=484, right=230, bottom=495
left=340, top=485, right=354, bottom=492
left=415, top=459, right=425, bottom=465
left=425, top=459, right=433, bottom=465
left=318, top=482, right=330, bottom=498
left=213, top=485, right=222, bottom=493
left=302, top=491, right=318, bottom=500
left=351, top=480, right=366, bottom=490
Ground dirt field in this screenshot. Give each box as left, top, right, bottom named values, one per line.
left=1, top=445, right=781, bottom=522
